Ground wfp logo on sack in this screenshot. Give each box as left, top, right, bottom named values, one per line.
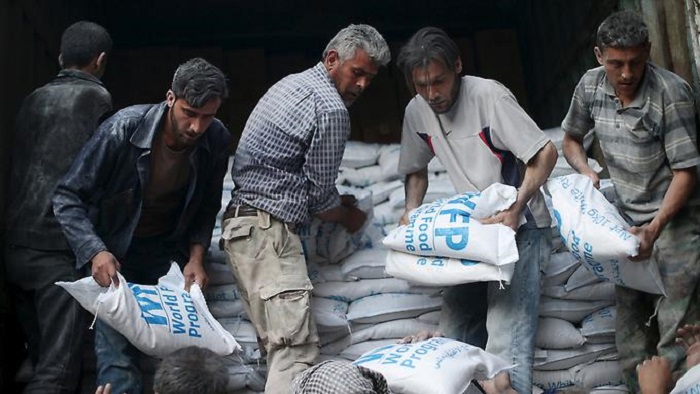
left=130, top=284, right=168, bottom=326
left=404, top=195, right=477, bottom=253
left=129, top=284, right=203, bottom=338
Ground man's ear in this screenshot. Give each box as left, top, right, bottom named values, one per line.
left=96, top=52, right=107, bottom=70
left=594, top=46, right=604, bottom=65
left=324, top=50, right=339, bottom=72
left=166, top=90, right=176, bottom=107
left=93, top=52, right=107, bottom=77
left=455, top=57, right=463, bottom=74
left=58, top=53, right=64, bottom=69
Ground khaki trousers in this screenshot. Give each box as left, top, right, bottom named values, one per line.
left=222, top=208, right=319, bottom=394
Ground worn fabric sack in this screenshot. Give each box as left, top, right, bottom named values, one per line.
left=383, top=183, right=520, bottom=266
left=56, top=262, right=240, bottom=358
left=346, top=293, right=442, bottom=324
left=385, top=249, right=515, bottom=286
left=547, top=174, right=665, bottom=295
left=353, top=337, right=514, bottom=394
left=671, top=364, right=700, bottom=394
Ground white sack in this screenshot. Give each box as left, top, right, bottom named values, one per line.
left=533, top=369, right=575, bottom=392
left=539, top=296, right=612, bottom=323
left=671, top=364, right=700, bottom=394
left=56, top=263, right=240, bottom=357
left=580, top=306, right=616, bottom=337
left=541, top=281, right=615, bottom=302
left=534, top=343, right=616, bottom=371
left=385, top=249, right=515, bottom=286
left=311, top=297, right=349, bottom=331
left=547, top=174, right=665, bottom=295
left=572, top=360, right=625, bottom=389
left=388, top=178, right=457, bottom=209
left=346, top=293, right=441, bottom=324
left=367, top=180, right=404, bottom=205
left=542, top=252, right=581, bottom=287
left=341, top=141, right=380, bottom=169
left=352, top=337, right=514, bottom=394
left=340, top=247, right=391, bottom=280
left=532, top=344, right=615, bottom=371
left=535, top=317, right=586, bottom=349
left=312, top=277, right=437, bottom=303
left=383, top=184, right=520, bottom=266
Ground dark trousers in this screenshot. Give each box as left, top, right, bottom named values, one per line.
left=4, top=245, right=84, bottom=394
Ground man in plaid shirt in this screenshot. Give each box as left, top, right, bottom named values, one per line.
left=222, top=24, right=390, bottom=393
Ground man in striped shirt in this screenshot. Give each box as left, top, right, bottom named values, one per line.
left=222, top=24, right=390, bottom=393
left=562, top=11, right=700, bottom=391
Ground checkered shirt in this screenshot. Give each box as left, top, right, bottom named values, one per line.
left=291, top=360, right=393, bottom=394
left=229, top=62, right=349, bottom=224
left=562, top=62, right=700, bottom=225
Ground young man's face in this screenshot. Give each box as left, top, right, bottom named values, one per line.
left=411, top=58, right=462, bottom=114
left=326, top=48, right=379, bottom=107
left=165, top=90, right=221, bottom=150
left=595, top=43, right=650, bottom=101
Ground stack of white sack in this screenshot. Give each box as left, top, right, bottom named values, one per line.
left=534, top=250, right=625, bottom=391
left=342, top=142, right=456, bottom=234
left=381, top=184, right=520, bottom=287
left=313, top=245, right=443, bottom=361
left=203, top=252, right=268, bottom=393
left=532, top=168, right=634, bottom=392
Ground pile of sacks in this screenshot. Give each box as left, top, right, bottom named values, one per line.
left=201, top=135, right=673, bottom=393
left=66, top=134, right=657, bottom=393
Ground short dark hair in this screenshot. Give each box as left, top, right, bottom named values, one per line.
left=153, top=346, right=229, bottom=394
left=171, top=57, right=228, bottom=108
left=596, top=11, right=649, bottom=49
left=397, top=27, right=460, bottom=91
left=60, top=21, right=112, bottom=69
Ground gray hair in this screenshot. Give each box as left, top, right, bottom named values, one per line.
left=153, top=346, right=229, bottom=394
left=322, top=24, right=391, bottom=66
left=596, top=11, right=649, bottom=49
left=171, top=58, right=228, bottom=108
left=397, top=27, right=460, bottom=91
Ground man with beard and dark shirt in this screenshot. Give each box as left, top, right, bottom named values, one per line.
left=4, top=21, right=112, bottom=394
left=53, top=57, right=231, bottom=394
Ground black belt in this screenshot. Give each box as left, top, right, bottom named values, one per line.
left=223, top=204, right=258, bottom=220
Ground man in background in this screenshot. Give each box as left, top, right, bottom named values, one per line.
left=3, top=21, right=112, bottom=393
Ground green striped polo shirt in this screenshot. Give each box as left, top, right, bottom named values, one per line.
left=562, top=62, right=700, bottom=225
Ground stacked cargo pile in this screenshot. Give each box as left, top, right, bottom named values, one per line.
left=203, top=133, right=651, bottom=393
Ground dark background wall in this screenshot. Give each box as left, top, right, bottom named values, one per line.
left=1, top=0, right=697, bottom=390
